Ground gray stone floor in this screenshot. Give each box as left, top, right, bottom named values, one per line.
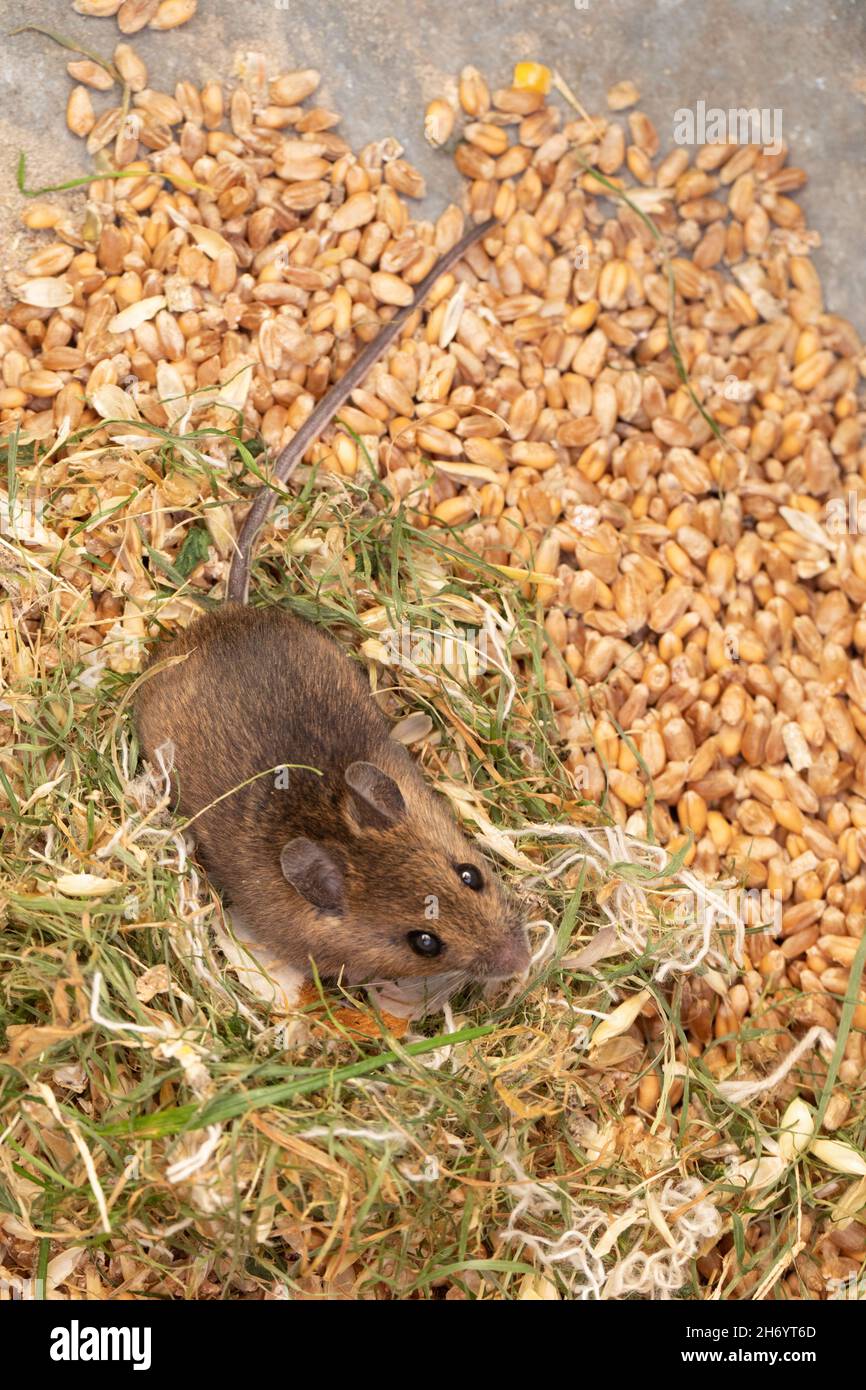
left=1, top=0, right=864, bottom=327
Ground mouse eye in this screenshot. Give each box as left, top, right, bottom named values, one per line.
left=407, top=930, right=443, bottom=958
left=456, top=862, right=483, bottom=891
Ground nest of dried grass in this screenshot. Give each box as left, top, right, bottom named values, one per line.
left=1, top=476, right=863, bottom=1300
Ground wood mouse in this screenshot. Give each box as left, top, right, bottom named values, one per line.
left=135, top=217, right=530, bottom=984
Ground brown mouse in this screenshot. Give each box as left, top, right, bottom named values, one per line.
left=135, top=216, right=530, bottom=983
left=135, top=604, right=529, bottom=982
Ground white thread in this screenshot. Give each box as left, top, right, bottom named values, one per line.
left=401, top=1156, right=440, bottom=1182
left=502, top=1153, right=721, bottom=1299
left=165, top=1125, right=222, bottom=1184
left=717, top=1025, right=836, bottom=1104
left=90, top=970, right=166, bottom=1036
left=296, top=1125, right=405, bottom=1144
left=499, top=822, right=743, bottom=977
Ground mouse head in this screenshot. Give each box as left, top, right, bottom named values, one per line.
left=279, top=760, right=530, bottom=982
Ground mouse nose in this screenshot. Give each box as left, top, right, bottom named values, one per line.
left=479, top=929, right=531, bottom=980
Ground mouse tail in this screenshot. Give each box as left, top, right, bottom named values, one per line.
left=225, top=216, right=497, bottom=605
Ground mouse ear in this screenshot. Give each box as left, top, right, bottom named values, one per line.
left=280, top=838, right=344, bottom=914
left=344, top=761, right=407, bottom=830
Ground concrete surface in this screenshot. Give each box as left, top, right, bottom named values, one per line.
left=1, top=0, right=864, bottom=329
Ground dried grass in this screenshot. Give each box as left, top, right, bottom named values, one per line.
left=1, top=40, right=865, bottom=1301
left=2, top=482, right=863, bottom=1300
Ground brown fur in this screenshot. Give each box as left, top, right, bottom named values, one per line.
left=135, top=604, right=529, bottom=982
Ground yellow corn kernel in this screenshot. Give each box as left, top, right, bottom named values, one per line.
left=513, top=62, right=551, bottom=94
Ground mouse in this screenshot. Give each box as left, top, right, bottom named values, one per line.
left=135, top=604, right=530, bottom=983
left=134, top=216, right=531, bottom=984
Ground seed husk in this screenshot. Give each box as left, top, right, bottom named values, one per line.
left=14, top=277, right=75, bottom=308
left=118, top=0, right=159, bottom=31
left=148, top=0, right=197, bottom=28
left=73, top=0, right=123, bottom=14
left=270, top=69, right=321, bottom=107
left=67, top=85, right=96, bottom=138
left=606, top=79, right=640, bottom=110
left=424, top=98, right=455, bottom=147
